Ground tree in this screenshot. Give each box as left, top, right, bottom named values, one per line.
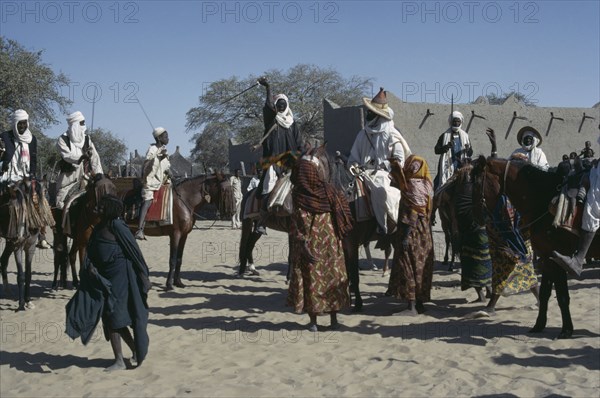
left=482, top=91, right=537, bottom=107
left=0, top=36, right=72, bottom=173
left=88, top=127, right=128, bottom=176
left=186, top=64, right=373, bottom=167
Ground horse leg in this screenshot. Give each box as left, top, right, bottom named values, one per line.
left=70, top=243, right=83, bottom=289
left=343, top=236, right=362, bottom=312
left=1, top=243, right=12, bottom=296
left=13, top=247, right=26, bottom=311
left=554, top=268, right=574, bottom=339
left=443, top=231, right=450, bottom=266
left=24, top=234, right=37, bottom=307
left=530, top=270, right=553, bottom=333
left=173, top=234, right=188, bottom=288
left=166, top=233, right=180, bottom=290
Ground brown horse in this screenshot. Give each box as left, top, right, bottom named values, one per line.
left=433, top=185, right=460, bottom=270
left=119, top=174, right=229, bottom=290
left=471, top=156, right=600, bottom=338
left=238, top=149, right=391, bottom=312
left=0, top=181, right=42, bottom=311
left=52, top=176, right=116, bottom=289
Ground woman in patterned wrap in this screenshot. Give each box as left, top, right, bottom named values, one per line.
left=388, top=155, right=435, bottom=315
left=287, top=148, right=353, bottom=332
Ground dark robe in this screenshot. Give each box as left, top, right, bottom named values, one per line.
left=65, top=219, right=150, bottom=362
left=0, top=130, right=38, bottom=177
left=261, top=105, right=302, bottom=161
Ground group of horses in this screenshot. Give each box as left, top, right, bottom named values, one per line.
left=1, top=148, right=597, bottom=339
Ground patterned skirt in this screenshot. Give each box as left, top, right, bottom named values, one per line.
left=491, top=238, right=538, bottom=296
left=388, top=216, right=434, bottom=302
left=460, top=225, right=493, bottom=290
left=287, top=209, right=350, bottom=314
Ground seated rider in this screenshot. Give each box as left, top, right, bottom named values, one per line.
left=348, top=87, right=411, bottom=234
left=135, top=127, right=170, bottom=240
left=0, top=109, right=54, bottom=235
left=253, top=76, right=303, bottom=235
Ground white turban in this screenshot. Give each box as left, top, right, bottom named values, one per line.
left=153, top=127, right=166, bottom=138
left=449, top=111, right=464, bottom=132
left=67, top=111, right=85, bottom=125
left=272, top=94, right=294, bottom=128
left=12, top=109, right=32, bottom=144
left=66, top=111, right=86, bottom=148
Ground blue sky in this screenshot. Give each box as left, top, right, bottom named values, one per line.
left=2, top=0, right=599, bottom=157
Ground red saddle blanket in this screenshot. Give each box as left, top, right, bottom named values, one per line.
left=146, top=184, right=172, bottom=222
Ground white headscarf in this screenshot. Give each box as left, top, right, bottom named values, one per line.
left=520, top=131, right=540, bottom=152
left=12, top=109, right=32, bottom=144
left=66, top=111, right=86, bottom=149
left=272, top=94, right=294, bottom=128
left=449, top=111, right=464, bottom=133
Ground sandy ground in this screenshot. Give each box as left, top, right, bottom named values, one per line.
left=1, top=221, right=599, bottom=397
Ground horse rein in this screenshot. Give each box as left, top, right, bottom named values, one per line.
left=172, top=177, right=220, bottom=229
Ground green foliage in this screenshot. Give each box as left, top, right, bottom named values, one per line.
left=88, top=127, right=128, bottom=175
left=0, top=36, right=72, bottom=175
left=484, top=91, right=537, bottom=107
left=186, top=64, right=373, bottom=168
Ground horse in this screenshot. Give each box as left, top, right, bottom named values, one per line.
left=471, top=155, right=600, bottom=338
left=118, top=173, right=229, bottom=290
left=0, top=181, right=43, bottom=311
left=52, top=176, right=116, bottom=289
left=433, top=185, right=460, bottom=271
left=237, top=149, right=392, bottom=312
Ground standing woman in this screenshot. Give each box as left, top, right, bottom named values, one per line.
left=388, top=155, right=435, bottom=315
left=66, top=194, right=151, bottom=371
left=287, top=149, right=353, bottom=331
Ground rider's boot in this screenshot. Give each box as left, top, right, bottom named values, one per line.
left=254, top=194, right=269, bottom=235
left=135, top=200, right=152, bottom=240
left=551, top=230, right=596, bottom=277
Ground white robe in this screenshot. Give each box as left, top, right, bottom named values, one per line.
left=142, top=144, right=170, bottom=201
left=583, top=162, right=600, bottom=232
left=436, top=128, right=471, bottom=189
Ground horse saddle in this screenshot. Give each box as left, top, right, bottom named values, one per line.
left=122, top=183, right=173, bottom=226
left=549, top=188, right=584, bottom=236
left=243, top=178, right=293, bottom=220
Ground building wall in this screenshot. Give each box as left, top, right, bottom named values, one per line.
left=325, top=93, right=599, bottom=178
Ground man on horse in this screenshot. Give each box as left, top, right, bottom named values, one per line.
left=434, top=110, right=473, bottom=190
left=253, top=76, right=303, bottom=235
left=348, top=87, right=411, bottom=234
left=552, top=135, right=599, bottom=277
left=0, top=109, right=54, bottom=233
left=55, top=111, right=104, bottom=214
left=135, top=127, right=171, bottom=240
left=510, top=126, right=549, bottom=170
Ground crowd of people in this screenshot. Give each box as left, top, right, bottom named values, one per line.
left=1, top=80, right=598, bottom=370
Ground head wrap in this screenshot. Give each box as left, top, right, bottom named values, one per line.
left=396, top=155, right=433, bottom=215
left=12, top=109, right=32, bottom=144
left=273, top=94, right=294, bottom=128
left=449, top=111, right=464, bottom=133
left=153, top=127, right=166, bottom=139
left=66, top=111, right=86, bottom=148
left=520, top=131, right=540, bottom=152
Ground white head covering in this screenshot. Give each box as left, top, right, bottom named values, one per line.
left=12, top=109, right=32, bottom=144
left=66, top=111, right=86, bottom=148
left=520, top=131, right=540, bottom=152
left=272, top=94, right=294, bottom=128
left=449, top=111, right=464, bottom=133
left=153, top=127, right=166, bottom=138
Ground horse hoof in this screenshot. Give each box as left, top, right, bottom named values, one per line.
left=528, top=325, right=545, bottom=333
left=557, top=330, right=573, bottom=339
left=352, top=303, right=363, bottom=313
left=15, top=306, right=25, bottom=312
left=174, top=280, right=186, bottom=288
left=25, top=301, right=35, bottom=310
left=165, top=284, right=174, bottom=291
